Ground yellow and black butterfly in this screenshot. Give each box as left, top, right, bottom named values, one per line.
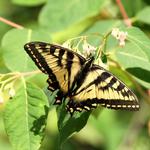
left=24, top=42, right=140, bottom=115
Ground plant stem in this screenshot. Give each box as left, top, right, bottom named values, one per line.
left=116, top=0, right=132, bottom=27
left=0, top=17, right=24, bottom=29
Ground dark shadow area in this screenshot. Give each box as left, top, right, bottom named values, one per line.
left=126, top=67, right=150, bottom=83
left=30, top=105, right=49, bottom=135
left=56, top=102, right=91, bottom=149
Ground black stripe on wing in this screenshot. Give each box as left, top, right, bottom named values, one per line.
left=73, top=71, right=112, bottom=96
left=24, top=42, right=51, bottom=74
left=24, top=42, right=60, bottom=90
left=70, top=57, right=94, bottom=95
left=66, top=51, right=74, bottom=92
left=67, top=97, right=139, bottom=115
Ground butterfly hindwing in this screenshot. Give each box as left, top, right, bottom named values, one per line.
left=68, top=64, right=139, bottom=112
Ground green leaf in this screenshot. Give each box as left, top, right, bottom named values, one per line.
left=126, top=67, right=150, bottom=89
left=136, top=6, right=150, bottom=24
left=3, top=78, right=49, bottom=150
left=27, top=74, right=47, bottom=89
left=115, top=27, right=150, bottom=88
left=113, top=43, right=150, bottom=88
left=90, top=109, right=135, bottom=150
left=0, top=113, right=12, bottom=150
left=1, top=28, right=51, bottom=72
left=110, top=27, right=150, bottom=88
left=83, top=19, right=122, bottom=46
left=39, top=0, right=107, bottom=32
left=44, top=88, right=59, bottom=110
left=12, top=0, right=46, bottom=6
left=85, top=20, right=122, bottom=35
left=115, top=43, right=149, bottom=69
left=121, top=0, right=145, bottom=17
left=126, top=27, right=150, bottom=60
left=0, top=49, right=9, bottom=73
left=52, top=17, right=96, bottom=43
left=56, top=102, right=91, bottom=149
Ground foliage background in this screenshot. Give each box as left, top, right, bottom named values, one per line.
left=0, top=0, right=150, bottom=150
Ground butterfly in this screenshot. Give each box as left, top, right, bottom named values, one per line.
left=24, top=41, right=140, bottom=115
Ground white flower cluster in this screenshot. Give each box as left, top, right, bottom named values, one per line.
left=0, top=90, right=3, bottom=104
left=82, top=40, right=96, bottom=57
left=111, top=28, right=128, bottom=46
left=0, top=82, right=16, bottom=105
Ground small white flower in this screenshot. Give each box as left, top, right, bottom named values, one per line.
left=119, top=40, right=125, bottom=46
left=9, top=88, right=15, bottom=98
left=111, top=28, right=120, bottom=38
left=82, top=41, right=96, bottom=57
left=118, top=31, right=128, bottom=47
left=118, top=31, right=128, bottom=40
left=111, top=28, right=128, bottom=47
left=0, top=91, right=4, bottom=104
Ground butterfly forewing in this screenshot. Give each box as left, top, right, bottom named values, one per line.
left=24, top=42, right=86, bottom=93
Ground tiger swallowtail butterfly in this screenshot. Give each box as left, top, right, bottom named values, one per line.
left=24, top=42, right=140, bottom=115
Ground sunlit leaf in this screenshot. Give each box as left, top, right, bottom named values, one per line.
left=136, top=6, right=150, bottom=25
left=113, top=43, right=150, bottom=88
left=39, top=0, right=107, bottom=32
left=56, top=102, right=91, bottom=149
left=126, top=27, right=150, bottom=60
left=12, top=0, right=46, bottom=6
left=1, top=29, right=51, bottom=72
left=3, top=78, right=49, bottom=150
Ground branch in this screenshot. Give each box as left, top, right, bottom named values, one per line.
left=0, top=17, right=24, bottom=29
left=116, top=0, right=132, bottom=27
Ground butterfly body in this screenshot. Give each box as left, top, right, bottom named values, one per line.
left=24, top=42, right=139, bottom=115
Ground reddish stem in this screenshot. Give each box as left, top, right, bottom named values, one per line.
left=0, top=17, right=24, bottom=29
left=116, top=0, right=132, bottom=27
